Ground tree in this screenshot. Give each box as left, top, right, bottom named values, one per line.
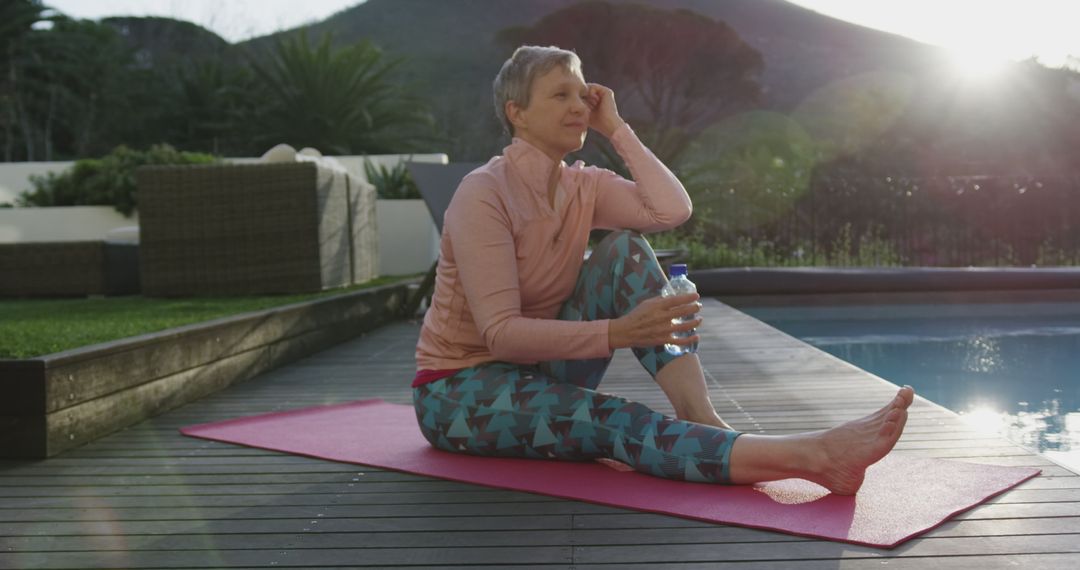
left=1, top=13, right=143, bottom=161
left=1, top=0, right=52, bottom=161
left=499, top=1, right=763, bottom=167
left=681, top=111, right=818, bottom=237
left=161, top=58, right=261, bottom=156
left=35, top=18, right=137, bottom=159
left=247, top=32, right=435, bottom=155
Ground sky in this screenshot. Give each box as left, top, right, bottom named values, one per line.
left=43, top=0, right=367, bottom=43
left=788, top=0, right=1080, bottom=69
left=43, top=0, right=1080, bottom=70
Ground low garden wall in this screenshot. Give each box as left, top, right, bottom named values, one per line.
left=0, top=206, right=136, bottom=243
left=0, top=280, right=416, bottom=458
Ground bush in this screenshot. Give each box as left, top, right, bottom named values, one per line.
left=364, top=159, right=420, bottom=199
left=648, top=223, right=906, bottom=268
left=17, top=144, right=218, bottom=216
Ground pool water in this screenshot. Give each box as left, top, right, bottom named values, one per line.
left=739, top=298, right=1080, bottom=474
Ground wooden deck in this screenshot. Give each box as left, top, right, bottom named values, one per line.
left=3, top=298, right=1079, bottom=569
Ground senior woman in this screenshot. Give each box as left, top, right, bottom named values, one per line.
left=413, top=45, right=913, bottom=495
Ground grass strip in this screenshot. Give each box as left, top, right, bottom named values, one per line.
left=0, top=275, right=418, bottom=359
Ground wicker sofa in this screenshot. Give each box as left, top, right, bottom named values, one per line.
left=0, top=241, right=106, bottom=297
left=136, top=161, right=377, bottom=296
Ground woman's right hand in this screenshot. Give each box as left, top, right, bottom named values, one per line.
left=608, top=293, right=702, bottom=350
left=585, top=83, right=626, bottom=139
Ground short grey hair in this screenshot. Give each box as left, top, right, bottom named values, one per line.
left=493, top=45, right=583, bottom=136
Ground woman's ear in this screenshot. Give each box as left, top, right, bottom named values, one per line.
left=506, top=100, right=527, bottom=133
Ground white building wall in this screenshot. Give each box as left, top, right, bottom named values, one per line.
left=0, top=161, right=73, bottom=205
left=0, top=206, right=136, bottom=243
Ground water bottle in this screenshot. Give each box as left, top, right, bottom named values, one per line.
left=661, top=263, right=698, bottom=356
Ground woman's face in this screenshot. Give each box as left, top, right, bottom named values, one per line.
left=509, top=66, right=590, bottom=160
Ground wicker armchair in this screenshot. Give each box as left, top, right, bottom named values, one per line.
left=137, top=161, right=377, bottom=296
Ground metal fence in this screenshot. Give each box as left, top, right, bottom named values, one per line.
left=694, top=174, right=1080, bottom=266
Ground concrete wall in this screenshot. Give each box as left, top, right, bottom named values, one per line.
left=0, top=206, right=137, bottom=243
left=221, top=153, right=448, bottom=178
left=376, top=200, right=439, bottom=276
left=0, top=161, right=71, bottom=205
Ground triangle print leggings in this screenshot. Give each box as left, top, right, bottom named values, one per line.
left=412, top=230, right=742, bottom=483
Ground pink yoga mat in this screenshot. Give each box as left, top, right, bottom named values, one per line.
left=181, top=399, right=1039, bottom=548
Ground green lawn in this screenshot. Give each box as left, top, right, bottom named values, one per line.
left=0, top=275, right=419, bottom=359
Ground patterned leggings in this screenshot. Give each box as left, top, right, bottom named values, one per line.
left=413, top=231, right=741, bottom=483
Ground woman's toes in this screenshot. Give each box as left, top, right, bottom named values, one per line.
left=898, top=386, right=915, bottom=407
left=879, top=409, right=904, bottom=437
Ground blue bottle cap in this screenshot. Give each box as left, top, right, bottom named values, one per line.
left=670, top=263, right=687, bottom=277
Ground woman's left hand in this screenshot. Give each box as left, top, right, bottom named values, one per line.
left=586, top=83, right=627, bottom=139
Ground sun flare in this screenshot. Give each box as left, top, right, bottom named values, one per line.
left=960, top=407, right=1005, bottom=433
left=947, top=47, right=1010, bottom=80
left=791, top=1, right=1080, bottom=76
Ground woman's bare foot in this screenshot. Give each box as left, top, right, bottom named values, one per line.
left=728, top=386, right=915, bottom=495
left=808, top=385, right=915, bottom=495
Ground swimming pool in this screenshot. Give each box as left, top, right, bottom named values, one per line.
left=734, top=291, right=1080, bottom=474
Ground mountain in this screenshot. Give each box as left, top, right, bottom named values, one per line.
left=257, top=0, right=956, bottom=162
left=113, top=1, right=1080, bottom=173
left=297, top=0, right=943, bottom=107
left=103, top=16, right=236, bottom=68
left=270, top=0, right=946, bottom=155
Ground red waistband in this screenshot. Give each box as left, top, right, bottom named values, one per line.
left=411, top=368, right=463, bottom=388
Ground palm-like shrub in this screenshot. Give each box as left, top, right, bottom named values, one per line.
left=166, top=59, right=259, bottom=156
left=249, top=32, right=434, bottom=155
left=363, top=159, right=419, bottom=199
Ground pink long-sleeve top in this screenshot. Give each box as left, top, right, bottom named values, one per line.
left=413, top=124, right=692, bottom=381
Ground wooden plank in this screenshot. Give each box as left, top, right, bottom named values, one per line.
left=0, top=360, right=45, bottom=413
left=0, top=545, right=573, bottom=568
left=0, top=462, right=389, bottom=476
left=0, top=501, right=623, bottom=522
left=2, top=484, right=1073, bottom=513
left=0, top=515, right=572, bottom=537
left=571, top=534, right=1080, bottom=564
left=2, top=529, right=579, bottom=551
left=573, top=554, right=1080, bottom=570
left=572, top=510, right=1080, bottom=530
left=35, top=284, right=408, bottom=414
left=40, top=344, right=272, bottom=457
left=0, top=472, right=497, bottom=487
left=578, top=518, right=1080, bottom=543
left=0, top=489, right=561, bottom=509
left=2, top=474, right=1072, bottom=502
left=15, top=516, right=1073, bottom=554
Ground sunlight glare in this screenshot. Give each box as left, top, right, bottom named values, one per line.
left=791, top=1, right=1080, bottom=72
left=948, top=47, right=1009, bottom=80
left=960, top=407, right=1004, bottom=433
